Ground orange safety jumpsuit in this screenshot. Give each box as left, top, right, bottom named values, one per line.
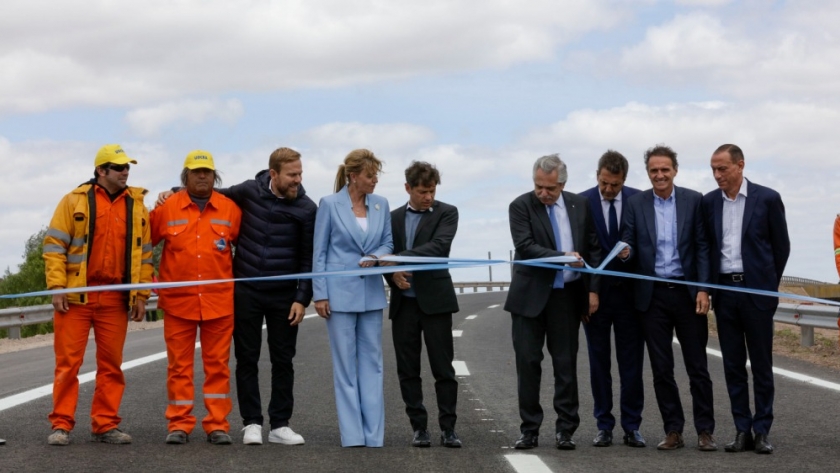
left=43, top=182, right=153, bottom=434
left=834, top=215, right=840, bottom=333
left=151, top=190, right=241, bottom=435
left=834, top=215, right=840, bottom=282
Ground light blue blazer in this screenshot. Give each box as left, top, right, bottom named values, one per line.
left=313, top=187, right=393, bottom=312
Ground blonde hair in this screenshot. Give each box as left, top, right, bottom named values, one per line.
left=333, top=149, right=383, bottom=193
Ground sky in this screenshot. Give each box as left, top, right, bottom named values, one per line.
left=2, top=0, right=840, bottom=285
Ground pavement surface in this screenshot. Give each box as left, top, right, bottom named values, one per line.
left=1, top=291, right=840, bottom=472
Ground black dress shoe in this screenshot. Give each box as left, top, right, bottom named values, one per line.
left=623, top=430, right=646, bottom=448
left=555, top=431, right=576, bottom=450
left=514, top=432, right=538, bottom=449
left=592, top=430, right=613, bottom=447
left=754, top=433, right=773, bottom=454
left=440, top=430, right=462, bottom=448
left=412, top=429, right=431, bottom=448
left=724, top=431, right=754, bottom=452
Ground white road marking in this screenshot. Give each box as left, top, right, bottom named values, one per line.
left=0, top=342, right=196, bottom=413
left=487, top=304, right=500, bottom=309
left=674, top=338, right=840, bottom=392
left=466, top=315, right=477, bottom=320
left=452, top=330, right=463, bottom=337
left=0, top=312, right=329, bottom=412
left=452, top=360, right=470, bottom=376
left=505, top=454, right=554, bottom=473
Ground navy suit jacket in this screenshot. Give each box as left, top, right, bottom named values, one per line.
left=580, top=185, right=641, bottom=283
left=701, top=179, right=790, bottom=311
left=312, top=187, right=393, bottom=313
left=621, top=186, right=710, bottom=312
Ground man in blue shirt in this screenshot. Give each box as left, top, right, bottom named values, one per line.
left=619, top=145, right=715, bottom=452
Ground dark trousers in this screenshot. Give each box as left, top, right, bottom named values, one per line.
left=512, top=284, right=581, bottom=436
left=582, top=284, right=645, bottom=432
left=643, top=285, right=714, bottom=435
left=391, top=297, right=458, bottom=431
left=233, top=285, right=299, bottom=429
left=714, top=280, right=775, bottom=435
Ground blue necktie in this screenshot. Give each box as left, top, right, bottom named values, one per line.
left=608, top=199, right=619, bottom=247
left=547, top=204, right=564, bottom=288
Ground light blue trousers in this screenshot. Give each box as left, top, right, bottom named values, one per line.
left=326, top=310, right=385, bottom=447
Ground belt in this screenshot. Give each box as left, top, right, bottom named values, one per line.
left=719, top=273, right=745, bottom=283
left=654, top=277, right=685, bottom=289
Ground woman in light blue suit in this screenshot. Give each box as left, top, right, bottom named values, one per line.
left=313, top=149, right=393, bottom=447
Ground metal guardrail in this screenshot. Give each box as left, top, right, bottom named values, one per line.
left=773, top=302, right=840, bottom=347
left=2, top=288, right=838, bottom=348
left=0, top=297, right=160, bottom=339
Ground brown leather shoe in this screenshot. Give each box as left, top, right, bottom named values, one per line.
left=657, top=431, right=684, bottom=450
left=697, top=431, right=718, bottom=451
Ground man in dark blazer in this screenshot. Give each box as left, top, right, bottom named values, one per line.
left=505, top=154, right=602, bottom=451
left=385, top=161, right=461, bottom=448
left=702, top=144, right=790, bottom=454
left=619, top=144, right=716, bottom=452
left=579, top=150, right=645, bottom=448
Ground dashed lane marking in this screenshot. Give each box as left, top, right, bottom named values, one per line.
left=487, top=304, right=500, bottom=309
left=452, top=330, right=463, bottom=337
left=466, top=315, right=477, bottom=320
left=505, top=454, right=554, bottom=473
left=452, top=361, right=470, bottom=376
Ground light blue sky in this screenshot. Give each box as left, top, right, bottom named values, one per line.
left=2, top=0, right=839, bottom=283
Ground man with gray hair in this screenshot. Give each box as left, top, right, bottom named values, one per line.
left=505, top=154, right=602, bottom=451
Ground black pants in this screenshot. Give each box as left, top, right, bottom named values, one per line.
left=233, top=284, right=299, bottom=430
left=391, top=297, right=458, bottom=431
left=643, top=285, right=714, bottom=435
left=512, top=284, right=581, bottom=436
left=715, top=279, right=776, bottom=435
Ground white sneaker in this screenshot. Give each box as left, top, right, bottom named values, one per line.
left=268, top=426, right=304, bottom=445
left=242, top=424, right=263, bottom=445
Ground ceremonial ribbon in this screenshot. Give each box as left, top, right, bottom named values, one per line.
left=3, top=242, right=838, bottom=308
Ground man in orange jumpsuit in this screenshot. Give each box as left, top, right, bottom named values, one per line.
left=151, top=150, right=241, bottom=445
left=43, top=144, right=153, bottom=446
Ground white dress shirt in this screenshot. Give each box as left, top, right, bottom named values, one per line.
left=720, top=178, right=748, bottom=273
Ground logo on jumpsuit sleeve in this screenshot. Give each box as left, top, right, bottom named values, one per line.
left=214, top=238, right=227, bottom=251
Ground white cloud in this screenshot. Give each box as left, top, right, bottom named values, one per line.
left=0, top=0, right=623, bottom=114
left=615, top=7, right=840, bottom=100
left=125, top=98, right=244, bottom=137
left=675, top=0, right=732, bottom=6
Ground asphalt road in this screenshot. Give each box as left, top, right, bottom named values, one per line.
left=1, top=291, right=840, bottom=472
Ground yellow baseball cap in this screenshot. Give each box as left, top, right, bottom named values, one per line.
left=183, top=150, right=216, bottom=170
left=94, top=144, right=137, bottom=167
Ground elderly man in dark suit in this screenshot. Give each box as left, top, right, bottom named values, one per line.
left=619, top=144, right=715, bottom=452
left=385, top=161, right=461, bottom=448
left=702, top=144, right=790, bottom=454
left=580, top=150, right=645, bottom=448
left=505, top=154, right=602, bottom=451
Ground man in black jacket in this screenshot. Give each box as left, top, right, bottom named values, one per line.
left=157, top=147, right=316, bottom=446
left=385, top=161, right=461, bottom=448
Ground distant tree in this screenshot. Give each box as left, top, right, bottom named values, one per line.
left=0, top=228, right=52, bottom=337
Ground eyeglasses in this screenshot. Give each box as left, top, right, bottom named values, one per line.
left=106, top=163, right=130, bottom=172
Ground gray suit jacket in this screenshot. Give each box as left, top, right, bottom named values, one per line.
left=504, top=190, right=602, bottom=318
